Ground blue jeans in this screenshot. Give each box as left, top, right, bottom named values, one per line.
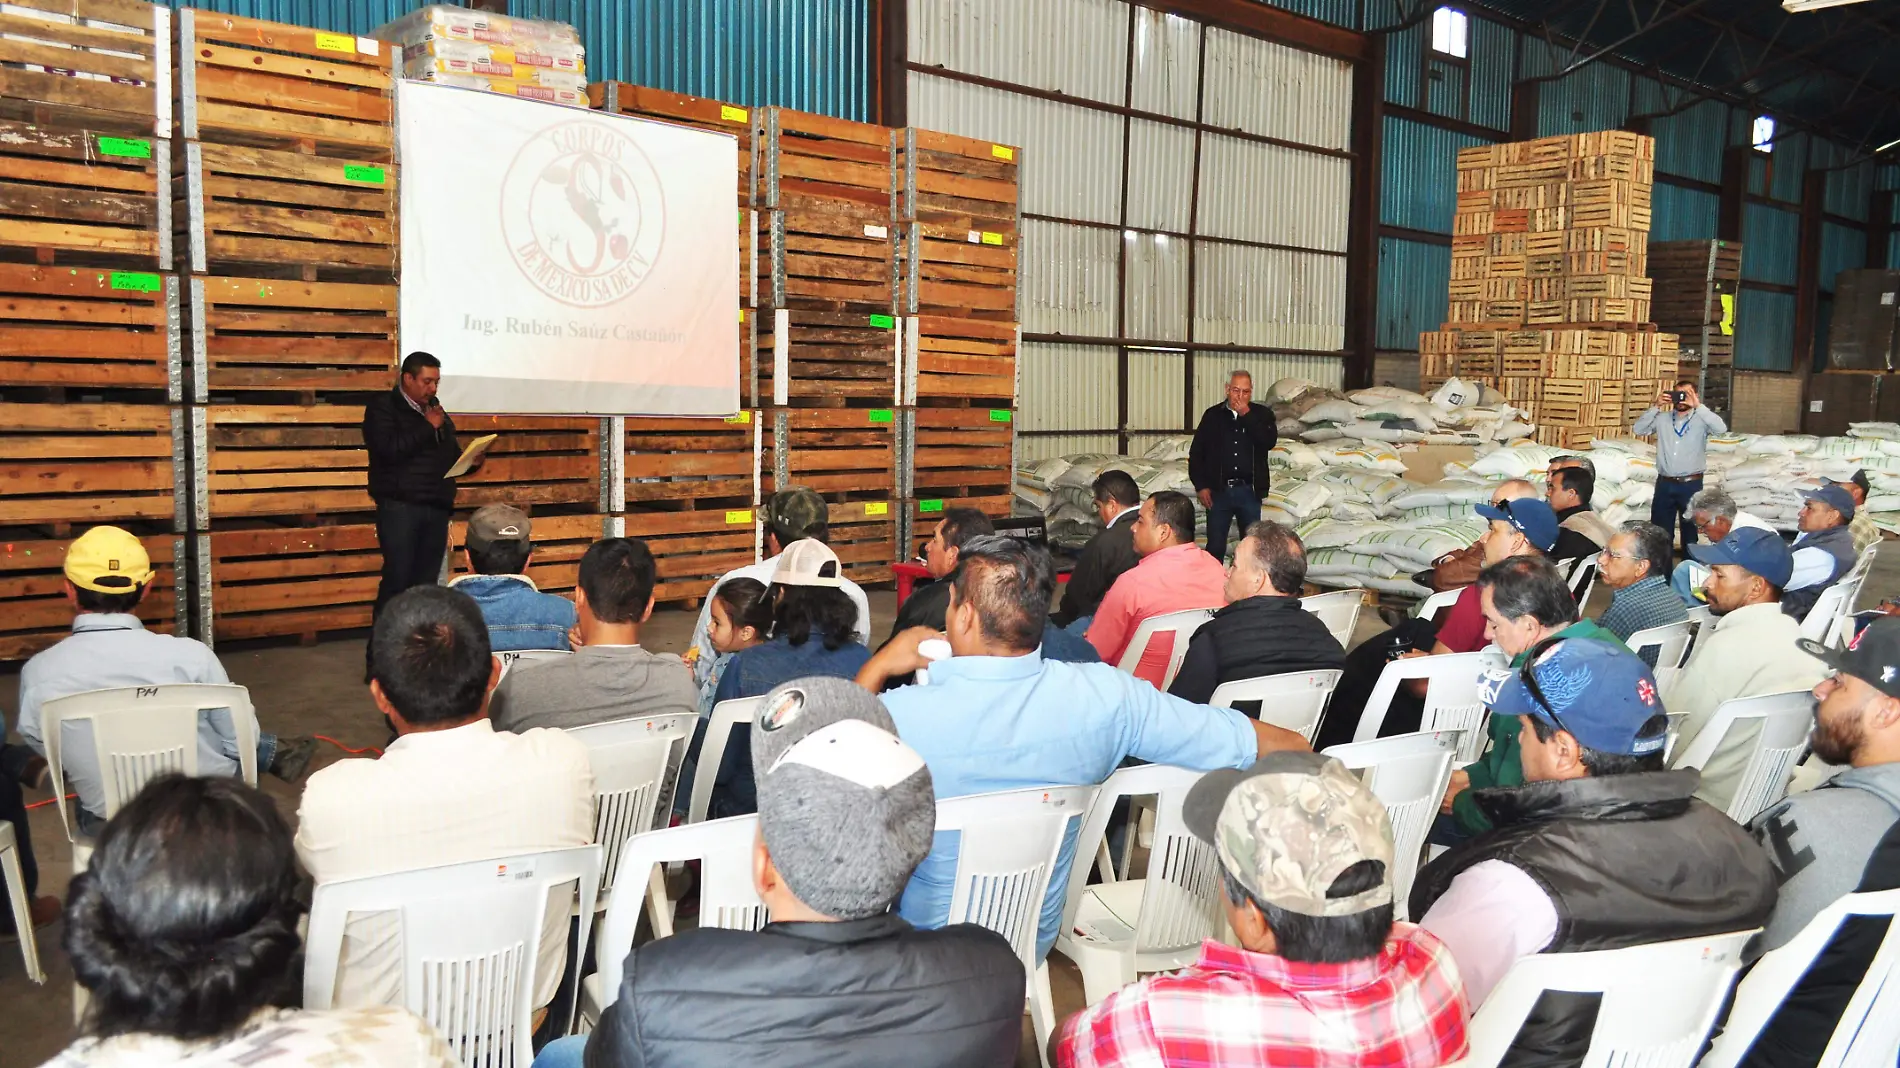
left=1650, top=476, right=1703, bottom=557
left=532, top=1035, right=586, bottom=1068
left=1205, top=482, right=1261, bottom=563
left=1062, top=614, right=1093, bottom=637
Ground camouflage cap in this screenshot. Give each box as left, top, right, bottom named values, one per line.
left=1182, top=751, right=1395, bottom=918
left=768, top=486, right=829, bottom=541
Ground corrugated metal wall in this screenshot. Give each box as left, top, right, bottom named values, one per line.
left=1742, top=204, right=1800, bottom=287
left=1819, top=223, right=1867, bottom=293
left=1650, top=183, right=1719, bottom=242
left=1381, top=116, right=1487, bottom=233
left=167, top=0, right=416, bottom=30
left=1376, top=237, right=1449, bottom=349
left=1736, top=290, right=1796, bottom=371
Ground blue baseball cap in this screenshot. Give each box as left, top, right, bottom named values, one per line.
left=1689, top=526, right=1794, bottom=588
left=1476, top=639, right=1667, bottom=757
left=1800, top=483, right=1856, bottom=521
left=1474, top=497, right=1560, bottom=554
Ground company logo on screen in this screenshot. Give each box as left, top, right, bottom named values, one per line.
left=501, top=119, right=666, bottom=308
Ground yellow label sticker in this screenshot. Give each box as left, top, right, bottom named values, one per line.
left=1719, top=293, right=1735, bottom=336
left=314, top=31, right=354, bottom=54
left=980, top=231, right=1004, bottom=246
left=724, top=411, right=752, bottom=424
left=991, top=145, right=1014, bottom=161
left=739, top=309, right=746, bottom=323
left=865, top=502, right=888, bottom=516
left=720, top=105, right=749, bottom=123
left=725, top=509, right=754, bottom=525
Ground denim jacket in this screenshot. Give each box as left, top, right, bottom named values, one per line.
left=448, top=574, right=576, bottom=651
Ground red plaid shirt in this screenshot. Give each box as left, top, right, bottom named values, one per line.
left=1057, top=924, right=1470, bottom=1068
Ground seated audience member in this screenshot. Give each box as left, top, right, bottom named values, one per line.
left=1051, top=470, right=1142, bottom=631
left=1841, top=471, right=1879, bottom=554
left=1168, top=520, right=1345, bottom=706
left=1667, top=528, right=1826, bottom=812
left=488, top=538, right=695, bottom=733
left=447, top=503, right=576, bottom=652
left=537, top=678, right=1027, bottom=1068
left=1415, top=638, right=1777, bottom=1018
left=707, top=539, right=873, bottom=817
left=1746, top=619, right=1900, bottom=954
left=1438, top=557, right=1622, bottom=843
left=1671, top=487, right=1776, bottom=603
left=295, top=585, right=593, bottom=1011
left=860, top=535, right=1308, bottom=960
left=19, top=525, right=314, bottom=837
left=687, top=487, right=870, bottom=693
left=1414, top=479, right=1538, bottom=593
left=695, top=578, right=771, bottom=714
left=46, top=775, right=453, bottom=1068
left=1087, top=491, right=1228, bottom=686
left=1547, top=464, right=1615, bottom=559
left=1784, top=484, right=1859, bottom=619
left=1057, top=752, right=1469, bottom=1068
left=1594, top=521, right=1689, bottom=655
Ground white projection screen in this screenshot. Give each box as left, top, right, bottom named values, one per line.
left=398, top=80, right=739, bottom=415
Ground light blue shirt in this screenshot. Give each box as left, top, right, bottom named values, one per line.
left=1631, top=405, right=1727, bottom=477
left=17, top=614, right=238, bottom=820
left=882, top=649, right=1259, bottom=958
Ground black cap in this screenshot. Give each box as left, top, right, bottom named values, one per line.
left=1798, top=617, right=1900, bottom=699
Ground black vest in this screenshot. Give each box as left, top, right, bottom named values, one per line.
left=1781, top=525, right=1857, bottom=620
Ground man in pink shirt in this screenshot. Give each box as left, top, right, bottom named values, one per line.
left=1088, top=491, right=1228, bottom=686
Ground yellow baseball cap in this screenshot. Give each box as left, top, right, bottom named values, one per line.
left=65, top=526, right=155, bottom=593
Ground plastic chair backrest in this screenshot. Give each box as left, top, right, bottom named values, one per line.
left=1568, top=558, right=1598, bottom=608
left=40, top=683, right=258, bottom=841
left=1669, top=690, right=1814, bottom=823
left=589, top=815, right=765, bottom=1013
left=1801, top=582, right=1856, bottom=643
left=1419, top=586, right=1465, bottom=622
left=1700, top=888, right=1900, bottom=1068
left=1116, top=609, right=1214, bottom=689
left=1354, top=651, right=1499, bottom=764
left=1060, top=766, right=1219, bottom=957
left=495, top=647, right=569, bottom=681
left=565, top=712, right=698, bottom=903
left=939, top=785, right=1097, bottom=971
left=1627, top=619, right=1695, bottom=671
left=1462, top=930, right=1757, bottom=1068
left=0, top=821, right=45, bottom=984
left=1299, top=589, right=1365, bottom=648
left=1322, top=730, right=1462, bottom=914
left=1209, top=669, right=1343, bottom=744
left=685, top=696, right=764, bottom=825
left=304, top=844, right=602, bottom=1060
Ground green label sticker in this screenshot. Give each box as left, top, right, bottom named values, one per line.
left=97, top=136, right=151, bottom=159
left=868, top=409, right=894, bottom=424
left=867, top=314, right=895, bottom=329
left=109, top=271, right=160, bottom=293
left=920, top=499, right=945, bottom=513
left=989, top=409, right=1012, bottom=423
left=343, top=164, right=386, bottom=184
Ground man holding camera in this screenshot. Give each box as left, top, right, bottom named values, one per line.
left=1633, top=380, right=1727, bottom=554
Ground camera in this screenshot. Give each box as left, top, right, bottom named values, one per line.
left=1669, top=390, right=1689, bottom=404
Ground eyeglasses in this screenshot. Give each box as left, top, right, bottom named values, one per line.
left=1598, top=548, right=1636, bottom=562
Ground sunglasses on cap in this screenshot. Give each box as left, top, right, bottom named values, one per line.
left=1516, top=634, right=1576, bottom=740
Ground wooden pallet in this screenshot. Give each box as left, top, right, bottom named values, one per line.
left=178, top=141, right=396, bottom=274
left=0, top=262, right=176, bottom=391
left=907, top=315, right=1015, bottom=404
left=189, top=276, right=395, bottom=397
left=905, top=492, right=1015, bottom=555
left=756, top=308, right=901, bottom=406
left=624, top=413, right=758, bottom=507
left=195, top=403, right=369, bottom=519
left=0, top=119, right=169, bottom=265
left=620, top=507, right=759, bottom=606
left=759, top=108, right=896, bottom=311
left=761, top=408, right=898, bottom=499
left=909, top=407, right=1012, bottom=500
left=0, top=530, right=180, bottom=660
left=199, top=520, right=378, bottom=642
left=901, top=127, right=1017, bottom=321
left=179, top=9, right=396, bottom=159
left=0, top=0, right=169, bottom=137
left=826, top=499, right=898, bottom=586
left=1542, top=378, right=1626, bottom=405
left=590, top=81, right=754, bottom=207
left=0, top=402, right=178, bottom=526
left=447, top=415, right=602, bottom=511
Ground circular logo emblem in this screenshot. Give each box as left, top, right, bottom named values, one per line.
left=501, top=119, right=665, bottom=308
left=759, top=688, right=805, bottom=732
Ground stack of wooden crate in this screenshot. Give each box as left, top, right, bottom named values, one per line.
left=1650, top=239, right=1741, bottom=416
left=1421, top=131, right=1679, bottom=448
left=0, top=0, right=184, bottom=658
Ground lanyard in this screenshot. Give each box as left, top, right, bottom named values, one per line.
left=1672, top=411, right=1694, bottom=439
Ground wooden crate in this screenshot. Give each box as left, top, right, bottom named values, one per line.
left=0, top=263, right=176, bottom=391
left=759, top=108, right=896, bottom=312
left=620, top=507, right=759, bottom=607
left=1500, top=135, right=1572, bottom=164
left=198, top=520, right=378, bottom=642
left=909, top=407, right=1013, bottom=499
left=194, top=403, right=368, bottom=520
left=178, top=9, right=396, bottom=158
left=0, top=119, right=169, bottom=265
left=1566, top=275, right=1652, bottom=300
left=1534, top=424, right=1600, bottom=448
left=901, top=127, right=1017, bottom=322
left=0, top=402, right=179, bottom=525
left=624, top=412, right=758, bottom=507
left=905, top=492, right=1015, bottom=556
left=178, top=141, right=396, bottom=274
left=590, top=81, right=754, bottom=207
left=1449, top=278, right=1524, bottom=302
left=761, top=407, right=898, bottom=499
left=1535, top=399, right=1623, bottom=426
left=0, top=530, right=180, bottom=660
left=189, top=276, right=394, bottom=397
left=1542, top=378, right=1626, bottom=405
left=448, top=512, right=605, bottom=597
left=826, top=499, right=898, bottom=586
left=907, top=315, right=1015, bottom=405
left=0, top=0, right=169, bottom=137
left=451, top=415, right=602, bottom=511
left=757, top=308, right=900, bottom=406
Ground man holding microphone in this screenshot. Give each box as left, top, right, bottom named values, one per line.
left=362, top=351, right=477, bottom=623
left=1633, top=380, right=1726, bottom=555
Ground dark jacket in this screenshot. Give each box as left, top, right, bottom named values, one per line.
left=1167, top=595, right=1345, bottom=706
left=1412, top=770, right=1777, bottom=1068
left=1782, top=524, right=1857, bottom=620
left=362, top=384, right=461, bottom=509
left=1188, top=401, right=1277, bottom=493
left=1051, top=509, right=1139, bottom=627
left=586, top=914, right=1026, bottom=1068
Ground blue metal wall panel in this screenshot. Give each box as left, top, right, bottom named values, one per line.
left=1377, top=236, right=1449, bottom=349
left=1384, top=22, right=1422, bottom=108
left=1268, top=0, right=1360, bottom=30
left=1651, top=100, right=1729, bottom=184
left=1467, top=15, right=1513, bottom=133
left=1650, top=182, right=1718, bottom=242
left=1736, top=289, right=1794, bottom=371
left=1534, top=63, right=1630, bottom=138
left=1819, top=222, right=1867, bottom=293
left=1381, top=115, right=1488, bottom=233
left=1742, top=203, right=1799, bottom=286
left=166, top=0, right=419, bottom=32
left=1768, top=131, right=1807, bottom=204
left=1824, top=160, right=1874, bottom=222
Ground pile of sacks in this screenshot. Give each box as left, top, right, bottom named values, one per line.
left=1014, top=437, right=1202, bottom=551
left=1272, top=377, right=1535, bottom=447
left=1694, top=423, right=1900, bottom=532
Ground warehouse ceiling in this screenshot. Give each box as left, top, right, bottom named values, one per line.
left=1466, top=0, right=1900, bottom=157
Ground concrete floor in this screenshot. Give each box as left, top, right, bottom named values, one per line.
left=6, top=552, right=1900, bottom=1066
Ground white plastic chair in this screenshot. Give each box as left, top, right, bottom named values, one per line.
left=1355, top=651, right=1500, bottom=764
left=304, top=845, right=602, bottom=1061
left=40, top=683, right=259, bottom=871
left=579, top=814, right=766, bottom=1028
left=1419, top=586, right=1465, bottom=622
left=1567, top=557, right=1599, bottom=609
left=1056, top=766, right=1219, bottom=1007
left=1460, top=930, right=1758, bottom=1068
left=1670, top=690, right=1815, bottom=824
left=1209, top=669, right=1343, bottom=744
left=1322, top=730, right=1463, bottom=918
left=495, top=647, right=569, bottom=681
left=566, top=712, right=697, bottom=912
left=684, top=696, right=764, bottom=825
left=1116, top=608, right=1214, bottom=689
left=1627, top=619, right=1695, bottom=673
left=1, top=822, right=45, bottom=984
left=1700, top=888, right=1900, bottom=1068
left=938, top=784, right=1097, bottom=1068
left=1300, top=589, right=1365, bottom=648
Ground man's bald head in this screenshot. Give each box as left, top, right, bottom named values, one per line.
left=1494, top=479, right=1538, bottom=505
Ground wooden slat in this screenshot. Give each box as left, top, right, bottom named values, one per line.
left=183, top=11, right=396, bottom=158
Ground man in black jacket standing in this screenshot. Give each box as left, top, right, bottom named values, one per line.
left=1050, top=469, right=1142, bottom=632
left=1188, top=370, right=1277, bottom=563
left=362, top=352, right=469, bottom=621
